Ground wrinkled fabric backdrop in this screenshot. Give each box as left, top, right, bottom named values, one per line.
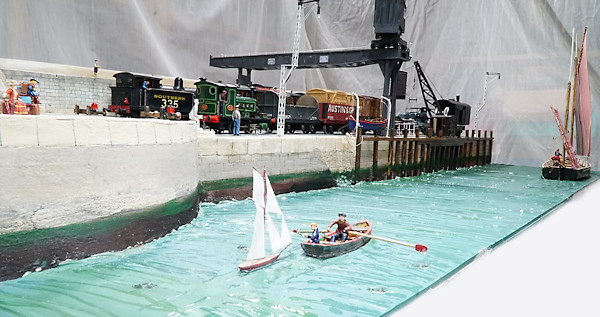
left=1, top=0, right=598, bottom=169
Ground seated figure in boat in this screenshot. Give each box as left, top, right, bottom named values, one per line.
left=327, top=213, right=352, bottom=243
left=551, top=149, right=562, bottom=165
left=303, top=222, right=320, bottom=244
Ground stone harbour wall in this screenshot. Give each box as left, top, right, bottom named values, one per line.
left=1, top=69, right=112, bottom=114
left=0, top=58, right=198, bottom=115
left=0, top=114, right=199, bottom=234
left=196, top=131, right=357, bottom=182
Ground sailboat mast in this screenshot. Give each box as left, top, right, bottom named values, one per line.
left=569, top=34, right=581, bottom=152
left=563, top=29, right=575, bottom=163
left=262, top=167, right=267, bottom=226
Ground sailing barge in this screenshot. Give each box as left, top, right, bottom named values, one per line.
left=542, top=28, right=592, bottom=181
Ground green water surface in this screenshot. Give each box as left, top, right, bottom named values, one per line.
left=0, top=165, right=595, bottom=316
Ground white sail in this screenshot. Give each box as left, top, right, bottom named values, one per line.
left=265, top=173, right=292, bottom=251
left=246, top=169, right=266, bottom=261
left=265, top=211, right=281, bottom=254
left=245, top=168, right=291, bottom=262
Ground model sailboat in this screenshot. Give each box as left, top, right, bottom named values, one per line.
left=543, top=28, right=592, bottom=181
left=238, top=167, right=292, bottom=271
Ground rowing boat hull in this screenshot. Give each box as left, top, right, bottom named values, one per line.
left=348, top=116, right=387, bottom=135
left=300, top=220, right=372, bottom=259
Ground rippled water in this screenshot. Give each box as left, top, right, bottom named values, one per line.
left=0, top=165, right=596, bottom=316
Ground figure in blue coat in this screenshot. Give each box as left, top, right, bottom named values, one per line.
left=27, top=78, right=40, bottom=104
left=304, top=223, right=320, bottom=244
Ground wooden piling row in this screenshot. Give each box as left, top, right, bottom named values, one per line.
left=356, top=129, right=494, bottom=180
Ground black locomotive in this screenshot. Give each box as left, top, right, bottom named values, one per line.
left=107, top=72, right=194, bottom=120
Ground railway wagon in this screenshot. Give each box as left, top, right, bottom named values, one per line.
left=108, top=72, right=194, bottom=119
left=256, top=90, right=323, bottom=134
left=296, top=88, right=357, bottom=134
left=194, top=78, right=269, bottom=133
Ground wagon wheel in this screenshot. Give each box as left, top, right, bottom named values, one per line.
left=309, top=125, right=316, bottom=134
left=86, top=105, right=91, bottom=115
left=74, top=105, right=80, bottom=114
left=102, top=108, right=107, bottom=116
left=302, top=124, right=310, bottom=134
left=326, top=125, right=334, bottom=134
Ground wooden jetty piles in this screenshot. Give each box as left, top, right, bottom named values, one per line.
left=354, top=128, right=494, bottom=180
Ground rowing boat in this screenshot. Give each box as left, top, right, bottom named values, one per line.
left=300, top=220, right=372, bottom=259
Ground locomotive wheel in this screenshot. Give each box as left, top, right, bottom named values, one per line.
left=102, top=108, right=107, bottom=116
left=325, top=125, right=334, bottom=134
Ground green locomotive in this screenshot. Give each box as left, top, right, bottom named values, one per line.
left=194, top=78, right=272, bottom=133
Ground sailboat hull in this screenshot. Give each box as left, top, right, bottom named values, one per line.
left=542, top=160, right=591, bottom=181
left=238, top=252, right=281, bottom=271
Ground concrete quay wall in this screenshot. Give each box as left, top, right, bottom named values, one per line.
left=0, top=114, right=199, bottom=234
left=0, top=113, right=360, bottom=235
left=196, top=132, right=356, bottom=182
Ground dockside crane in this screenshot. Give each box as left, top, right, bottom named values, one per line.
left=401, top=61, right=472, bottom=137
left=414, top=60, right=441, bottom=119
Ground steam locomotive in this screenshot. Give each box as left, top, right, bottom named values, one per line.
left=107, top=72, right=194, bottom=120
left=105, top=72, right=387, bottom=134
left=194, top=77, right=385, bottom=134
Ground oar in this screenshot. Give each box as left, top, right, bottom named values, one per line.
left=348, top=231, right=428, bottom=252
left=292, top=229, right=330, bottom=234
